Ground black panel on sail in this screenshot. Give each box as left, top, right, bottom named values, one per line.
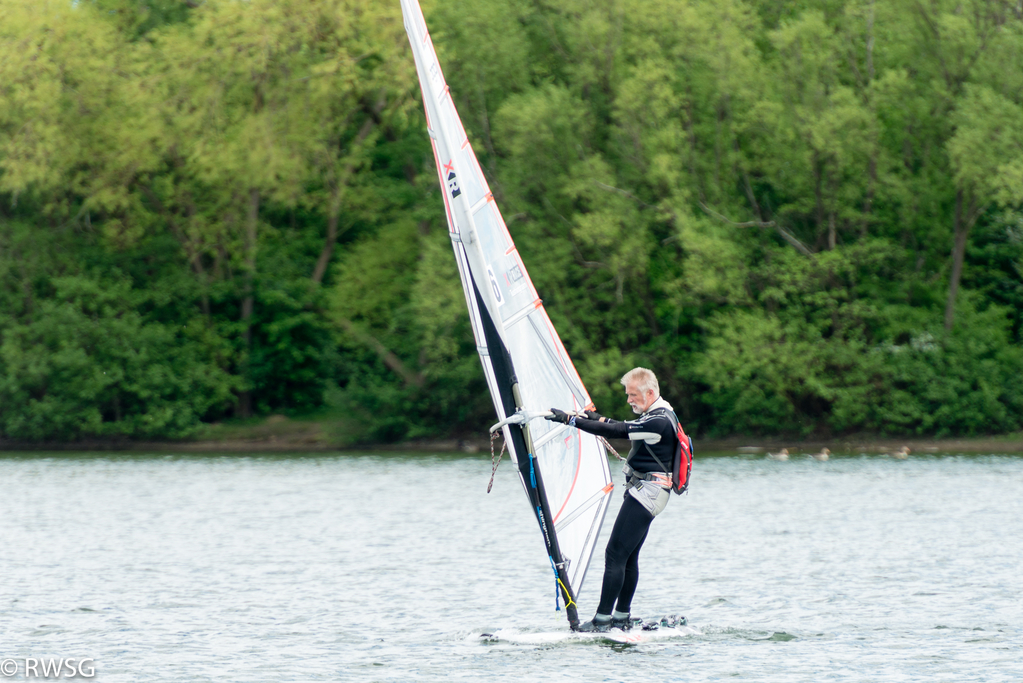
left=470, top=277, right=580, bottom=628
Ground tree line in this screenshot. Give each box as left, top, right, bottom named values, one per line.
left=1, top=0, right=1022, bottom=442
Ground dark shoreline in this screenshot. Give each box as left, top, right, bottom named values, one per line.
left=3, top=432, right=1023, bottom=454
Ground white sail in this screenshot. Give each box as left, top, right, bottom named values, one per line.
left=399, top=0, right=614, bottom=616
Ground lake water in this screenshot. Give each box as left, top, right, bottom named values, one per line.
left=1, top=450, right=1020, bottom=682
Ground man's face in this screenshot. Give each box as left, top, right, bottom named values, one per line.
left=625, top=382, right=654, bottom=414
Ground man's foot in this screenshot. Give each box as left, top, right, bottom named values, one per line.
left=611, top=614, right=642, bottom=630
left=576, top=616, right=612, bottom=632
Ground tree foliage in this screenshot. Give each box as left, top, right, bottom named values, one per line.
left=1, top=0, right=1022, bottom=441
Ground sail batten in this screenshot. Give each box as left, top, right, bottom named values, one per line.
left=400, top=0, right=613, bottom=626
left=555, top=485, right=615, bottom=533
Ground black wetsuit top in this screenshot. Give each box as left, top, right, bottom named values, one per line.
left=572, top=407, right=679, bottom=473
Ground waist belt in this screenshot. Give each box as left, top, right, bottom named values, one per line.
left=622, top=464, right=671, bottom=491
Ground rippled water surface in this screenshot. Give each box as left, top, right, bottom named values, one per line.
left=1, top=451, right=1021, bottom=682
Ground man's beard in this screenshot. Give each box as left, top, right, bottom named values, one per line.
left=630, top=403, right=642, bottom=414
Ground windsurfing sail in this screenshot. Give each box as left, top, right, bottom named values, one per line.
left=399, top=0, right=614, bottom=629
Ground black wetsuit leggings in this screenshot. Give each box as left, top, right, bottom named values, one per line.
left=596, top=493, right=654, bottom=615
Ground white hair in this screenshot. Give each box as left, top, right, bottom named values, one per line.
left=620, top=367, right=659, bottom=396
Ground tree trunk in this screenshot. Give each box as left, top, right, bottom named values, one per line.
left=813, top=152, right=825, bottom=248
left=941, top=191, right=965, bottom=331
left=237, top=188, right=259, bottom=417
left=311, top=210, right=338, bottom=285
left=140, top=183, right=211, bottom=314
left=862, top=0, right=877, bottom=238
left=339, top=319, right=424, bottom=388
left=865, top=0, right=875, bottom=83
left=862, top=154, right=876, bottom=237
left=311, top=95, right=387, bottom=286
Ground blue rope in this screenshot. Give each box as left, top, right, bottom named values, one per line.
left=548, top=555, right=561, bottom=611
left=531, top=453, right=563, bottom=611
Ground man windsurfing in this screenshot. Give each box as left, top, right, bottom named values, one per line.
left=547, top=367, right=690, bottom=632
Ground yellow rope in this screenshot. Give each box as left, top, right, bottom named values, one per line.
left=557, top=578, right=576, bottom=609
